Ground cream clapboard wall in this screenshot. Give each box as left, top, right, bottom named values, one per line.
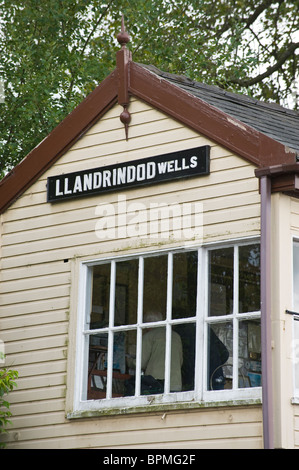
left=0, top=97, right=262, bottom=448
left=270, top=195, right=299, bottom=448
left=291, top=197, right=299, bottom=448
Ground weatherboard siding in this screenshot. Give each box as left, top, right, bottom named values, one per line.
left=0, top=98, right=262, bottom=448
left=2, top=407, right=263, bottom=449
left=291, top=197, right=299, bottom=237
left=291, top=197, right=299, bottom=448
left=294, top=406, right=299, bottom=448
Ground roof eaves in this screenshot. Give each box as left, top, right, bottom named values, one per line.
left=140, top=63, right=298, bottom=118
left=130, top=62, right=297, bottom=168
left=255, top=162, right=299, bottom=197
left=138, top=64, right=299, bottom=155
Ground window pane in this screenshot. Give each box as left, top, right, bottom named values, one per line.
left=207, top=323, right=231, bottom=390
left=172, top=251, right=198, bottom=319
left=239, top=244, right=260, bottom=313
left=90, top=264, right=110, bottom=328
left=112, top=331, right=134, bottom=397
left=143, top=255, right=167, bottom=319
left=115, top=259, right=138, bottom=326
left=87, top=332, right=108, bottom=400
left=293, top=242, right=299, bottom=312
left=208, top=248, right=233, bottom=316
left=170, top=326, right=184, bottom=392
left=87, top=331, right=138, bottom=400
left=174, top=322, right=196, bottom=391
left=238, top=320, right=261, bottom=388
left=141, top=326, right=166, bottom=394
left=140, top=325, right=184, bottom=394
left=123, top=330, right=137, bottom=397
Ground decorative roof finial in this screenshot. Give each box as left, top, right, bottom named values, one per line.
left=120, top=105, right=130, bottom=141
left=116, top=15, right=131, bottom=141
left=117, top=15, right=130, bottom=49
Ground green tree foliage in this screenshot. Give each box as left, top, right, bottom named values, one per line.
left=0, top=0, right=298, bottom=177
left=0, top=367, right=18, bottom=447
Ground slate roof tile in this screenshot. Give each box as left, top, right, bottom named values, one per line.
left=140, top=64, right=299, bottom=154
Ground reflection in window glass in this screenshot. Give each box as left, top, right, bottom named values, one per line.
left=170, top=326, right=184, bottom=392
left=112, top=331, right=133, bottom=396
left=174, top=322, right=196, bottom=391
left=140, top=325, right=184, bottom=394
left=172, top=251, right=197, bottom=319
left=117, top=331, right=137, bottom=398
left=143, top=255, right=167, bottom=319
left=209, top=248, right=233, bottom=316
left=87, top=331, right=137, bottom=400
left=207, top=245, right=261, bottom=391
left=115, top=259, right=138, bottom=326
left=207, top=323, right=231, bottom=390
left=82, top=243, right=261, bottom=406
left=238, top=320, right=261, bottom=388
left=239, top=244, right=260, bottom=313
left=141, top=326, right=166, bottom=393
left=91, top=264, right=110, bottom=328
left=87, top=332, right=108, bottom=399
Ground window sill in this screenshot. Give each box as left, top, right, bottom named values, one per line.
left=67, top=396, right=262, bottom=420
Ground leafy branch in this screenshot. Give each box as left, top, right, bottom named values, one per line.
left=0, top=367, right=18, bottom=448
left=228, top=42, right=299, bottom=87
left=0, top=0, right=298, bottom=176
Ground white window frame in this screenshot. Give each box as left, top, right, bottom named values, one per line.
left=73, top=240, right=261, bottom=415
left=202, top=242, right=261, bottom=403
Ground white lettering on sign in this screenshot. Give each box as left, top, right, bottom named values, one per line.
left=54, top=157, right=199, bottom=197
left=48, top=146, right=210, bottom=202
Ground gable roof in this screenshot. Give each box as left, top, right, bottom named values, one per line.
left=0, top=37, right=298, bottom=213
left=140, top=64, right=299, bottom=155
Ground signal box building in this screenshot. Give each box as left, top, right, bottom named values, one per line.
left=1, top=25, right=299, bottom=449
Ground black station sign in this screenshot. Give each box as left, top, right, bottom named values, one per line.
left=47, top=145, right=210, bottom=202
